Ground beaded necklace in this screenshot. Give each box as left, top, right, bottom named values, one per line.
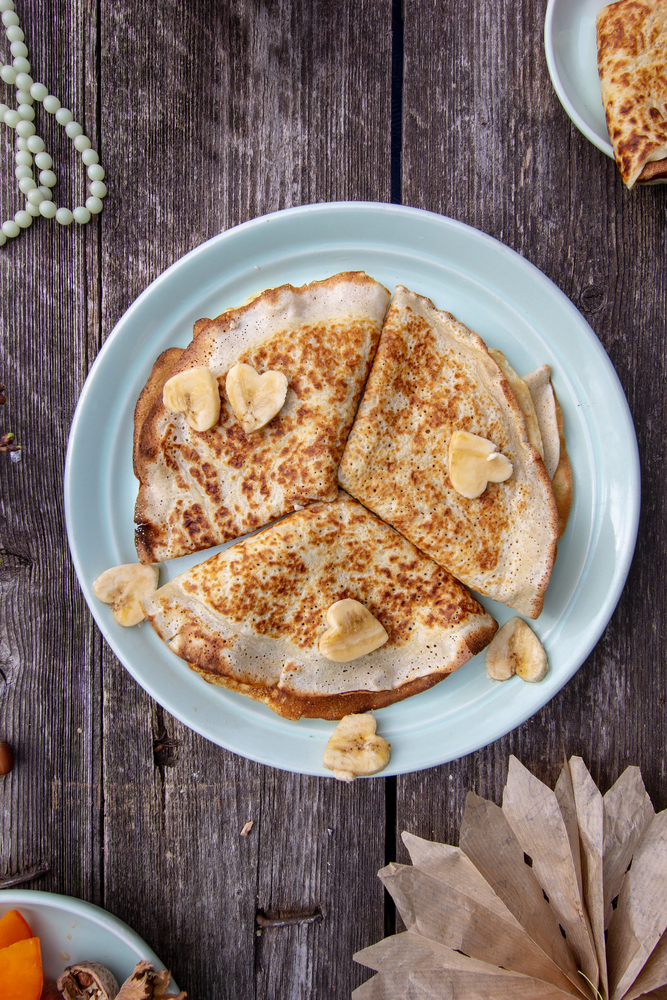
left=0, top=0, right=106, bottom=244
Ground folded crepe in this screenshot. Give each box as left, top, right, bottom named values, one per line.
left=338, top=287, right=560, bottom=619
left=142, top=492, right=497, bottom=720
left=133, top=272, right=391, bottom=563
left=597, top=0, right=667, bottom=188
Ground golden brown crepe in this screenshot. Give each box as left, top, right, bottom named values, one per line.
left=338, top=287, right=559, bottom=620
left=597, top=0, right=667, bottom=188
left=133, top=272, right=390, bottom=563
left=142, top=492, right=497, bottom=720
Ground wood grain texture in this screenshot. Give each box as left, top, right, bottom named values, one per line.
left=3, top=0, right=666, bottom=996
left=97, top=1, right=393, bottom=997
left=0, top=0, right=102, bottom=906
left=396, top=0, right=667, bottom=870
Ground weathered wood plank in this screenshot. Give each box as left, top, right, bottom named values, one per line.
left=0, top=0, right=102, bottom=903
left=396, top=0, right=667, bottom=876
left=99, top=1, right=393, bottom=996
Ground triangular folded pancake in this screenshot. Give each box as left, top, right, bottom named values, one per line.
left=338, top=287, right=559, bottom=619
left=133, top=272, right=390, bottom=563
left=597, top=0, right=667, bottom=188
left=142, top=492, right=497, bottom=720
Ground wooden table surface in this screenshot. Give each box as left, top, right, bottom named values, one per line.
left=0, top=1, right=665, bottom=997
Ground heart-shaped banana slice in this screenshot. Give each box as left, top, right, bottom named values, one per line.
left=93, top=563, right=159, bottom=627
left=448, top=429, right=513, bottom=499
left=485, top=617, right=547, bottom=682
left=225, top=362, right=288, bottom=434
left=318, top=598, right=388, bottom=662
left=163, top=366, right=221, bottom=432
left=323, top=713, right=391, bottom=781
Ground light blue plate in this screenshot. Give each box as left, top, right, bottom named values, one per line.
left=545, top=0, right=614, bottom=157
left=64, top=203, right=639, bottom=776
left=0, top=890, right=180, bottom=991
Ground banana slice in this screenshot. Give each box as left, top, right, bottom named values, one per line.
left=93, top=563, right=159, bottom=627
left=448, top=429, right=513, bottom=499
left=485, top=617, right=548, bottom=682
left=163, top=365, right=221, bottom=432
left=225, top=362, right=288, bottom=434
left=323, top=714, right=391, bottom=781
left=523, top=365, right=560, bottom=479
left=318, top=599, right=389, bottom=662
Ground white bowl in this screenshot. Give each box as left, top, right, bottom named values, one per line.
left=0, top=890, right=180, bottom=993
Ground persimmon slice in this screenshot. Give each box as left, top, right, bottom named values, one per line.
left=0, top=909, right=33, bottom=948
left=0, top=936, right=43, bottom=1000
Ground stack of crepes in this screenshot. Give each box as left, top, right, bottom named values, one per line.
left=354, top=756, right=667, bottom=999
left=597, top=0, right=667, bottom=188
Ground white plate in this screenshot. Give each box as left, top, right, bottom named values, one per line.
left=0, top=890, right=180, bottom=991
left=64, top=202, right=639, bottom=776
left=545, top=0, right=614, bottom=157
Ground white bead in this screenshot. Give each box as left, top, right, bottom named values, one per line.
left=42, top=94, right=60, bottom=113
left=34, top=151, right=51, bottom=169
left=18, top=176, right=36, bottom=193
left=0, top=1, right=15, bottom=12
left=16, top=89, right=33, bottom=105
left=73, top=206, right=91, bottom=225
left=0, top=64, right=16, bottom=83
left=25, top=201, right=41, bottom=216
left=55, top=107, right=72, bottom=125
left=15, top=150, right=32, bottom=165
left=3, top=109, right=19, bottom=127
left=14, top=71, right=32, bottom=89
left=87, top=163, right=105, bottom=181
left=14, top=210, right=32, bottom=229
left=27, top=188, right=43, bottom=205
left=89, top=180, right=107, bottom=198
left=81, top=148, right=99, bottom=166
left=26, top=135, right=44, bottom=152
left=5, top=25, right=23, bottom=41
left=38, top=185, right=52, bottom=200
left=15, top=120, right=35, bottom=137
left=55, top=207, right=73, bottom=226
left=2, top=220, right=19, bottom=237
left=39, top=200, right=57, bottom=218
left=85, top=196, right=103, bottom=214
left=14, top=164, right=32, bottom=179
left=10, top=40, right=27, bottom=58
left=65, top=120, right=82, bottom=138
left=39, top=169, right=56, bottom=187
left=0, top=232, right=5, bottom=246
left=12, top=57, right=30, bottom=73
left=2, top=10, right=19, bottom=25
left=18, top=103, right=35, bottom=121
left=74, top=134, right=91, bottom=152
left=29, top=81, right=47, bottom=101
left=16, top=136, right=28, bottom=150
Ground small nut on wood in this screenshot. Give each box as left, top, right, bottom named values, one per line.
left=93, top=563, right=159, bottom=627
left=163, top=365, right=221, bottom=432
left=318, top=599, right=388, bottom=662
left=225, top=362, right=288, bottom=434
left=448, top=429, right=513, bottom=499
left=486, top=618, right=548, bottom=682
left=0, top=740, right=14, bottom=775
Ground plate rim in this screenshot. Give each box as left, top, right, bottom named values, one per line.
left=544, top=0, right=614, bottom=158
left=64, top=201, right=640, bottom=775
left=0, top=888, right=178, bottom=989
